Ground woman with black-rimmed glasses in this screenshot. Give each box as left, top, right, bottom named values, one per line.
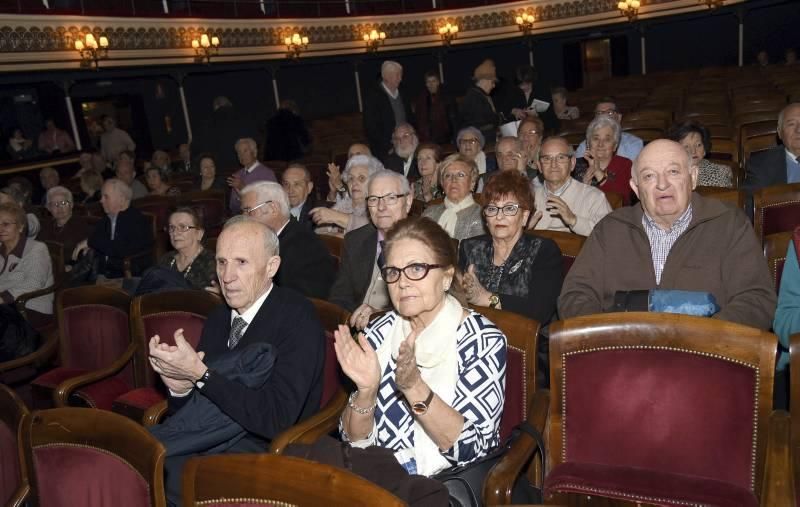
left=422, top=153, right=485, bottom=241
left=334, top=215, right=507, bottom=478
left=458, top=170, right=562, bottom=324
left=157, top=207, right=216, bottom=290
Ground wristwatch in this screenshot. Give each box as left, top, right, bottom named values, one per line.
left=194, top=368, right=211, bottom=390
left=489, top=294, right=500, bottom=309
left=411, top=389, right=435, bottom=416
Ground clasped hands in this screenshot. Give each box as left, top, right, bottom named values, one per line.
left=458, top=265, right=492, bottom=307
left=148, top=328, right=207, bottom=395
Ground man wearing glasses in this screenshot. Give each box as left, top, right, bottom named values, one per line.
left=532, top=136, right=612, bottom=236
left=329, top=170, right=413, bottom=330
left=574, top=97, right=643, bottom=162
left=239, top=181, right=335, bottom=300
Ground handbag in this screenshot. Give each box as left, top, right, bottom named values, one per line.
left=433, top=421, right=545, bottom=507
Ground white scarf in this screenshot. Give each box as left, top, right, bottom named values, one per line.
left=475, top=151, right=488, bottom=175
left=439, top=194, right=475, bottom=238
left=376, top=295, right=463, bottom=476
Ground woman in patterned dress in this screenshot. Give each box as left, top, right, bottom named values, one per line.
left=668, top=120, right=734, bottom=188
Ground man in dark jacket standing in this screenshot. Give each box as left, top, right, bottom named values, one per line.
left=363, top=60, right=414, bottom=162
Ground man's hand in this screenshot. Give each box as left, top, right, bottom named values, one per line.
left=72, top=240, right=89, bottom=261
left=526, top=210, right=543, bottom=230
left=148, top=329, right=207, bottom=383
left=546, top=195, right=577, bottom=228
left=227, top=173, right=243, bottom=193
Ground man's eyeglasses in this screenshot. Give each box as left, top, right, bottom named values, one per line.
left=241, top=200, right=272, bottom=216
left=594, top=108, right=618, bottom=117
left=392, top=132, right=415, bottom=142
left=381, top=263, right=443, bottom=284
left=498, top=151, right=521, bottom=160
left=458, top=138, right=480, bottom=146
left=484, top=204, right=522, bottom=217
left=165, top=224, right=198, bottom=233
left=520, top=129, right=540, bottom=137
left=538, top=153, right=572, bottom=165
left=48, top=200, right=72, bottom=208
left=366, top=193, right=407, bottom=207
left=442, top=171, right=469, bottom=181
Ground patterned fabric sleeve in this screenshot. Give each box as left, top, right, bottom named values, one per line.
left=441, top=313, right=507, bottom=466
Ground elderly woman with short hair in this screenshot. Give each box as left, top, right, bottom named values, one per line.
left=413, top=143, right=443, bottom=203
left=668, top=120, right=733, bottom=188
left=145, top=166, right=180, bottom=197
left=573, top=115, right=633, bottom=205
left=423, top=153, right=485, bottom=240
left=157, top=207, right=216, bottom=290
left=456, top=127, right=497, bottom=176
left=311, top=154, right=384, bottom=235
left=38, top=186, right=90, bottom=267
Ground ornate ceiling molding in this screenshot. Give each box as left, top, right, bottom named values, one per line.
left=0, top=0, right=745, bottom=71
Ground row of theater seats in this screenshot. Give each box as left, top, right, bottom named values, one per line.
left=2, top=290, right=798, bottom=505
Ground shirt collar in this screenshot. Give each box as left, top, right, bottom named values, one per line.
left=544, top=177, right=572, bottom=197
left=642, top=203, right=693, bottom=233
left=245, top=161, right=260, bottom=174
left=276, top=218, right=290, bottom=236
left=2, top=234, right=27, bottom=260
left=381, top=82, right=399, bottom=99
left=231, top=283, right=273, bottom=323
left=786, top=148, right=800, bottom=164
left=290, top=199, right=306, bottom=217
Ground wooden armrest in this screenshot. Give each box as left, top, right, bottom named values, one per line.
left=122, top=249, right=156, bottom=279
left=269, top=388, right=348, bottom=454
left=761, top=410, right=795, bottom=507
left=0, top=324, right=59, bottom=375
left=483, top=388, right=550, bottom=506
left=15, top=283, right=58, bottom=320
left=53, top=342, right=138, bottom=406
left=143, top=399, right=169, bottom=427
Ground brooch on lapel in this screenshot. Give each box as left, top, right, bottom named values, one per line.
left=508, top=259, right=523, bottom=274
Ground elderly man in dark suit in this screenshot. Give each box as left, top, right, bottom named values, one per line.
left=383, top=123, right=420, bottom=180
left=744, top=102, right=800, bottom=189
left=328, top=169, right=413, bottom=329
left=149, top=216, right=325, bottom=505
left=363, top=60, right=414, bottom=161
left=240, top=180, right=335, bottom=299
left=281, top=163, right=318, bottom=229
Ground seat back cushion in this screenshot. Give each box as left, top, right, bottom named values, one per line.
left=321, top=330, right=341, bottom=407
left=761, top=202, right=800, bottom=239
left=499, top=345, right=524, bottom=441
left=142, top=312, right=207, bottom=386
left=0, top=421, right=20, bottom=506
left=63, top=305, right=133, bottom=386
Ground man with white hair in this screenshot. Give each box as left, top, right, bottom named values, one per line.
left=38, top=185, right=90, bottom=267
left=363, top=60, right=415, bottom=161
left=74, top=178, right=153, bottom=278
left=227, top=137, right=277, bottom=214
left=559, top=139, right=775, bottom=330
left=574, top=97, right=643, bottom=162
left=384, top=123, right=420, bottom=180
left=240, top=181, right=335, bottom=299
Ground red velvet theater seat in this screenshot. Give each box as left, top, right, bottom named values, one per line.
left=0, top=384, right=29, bottom=507
left=30, top=286, right=134, bottom=410
left=20, top=407, right=165, bottom=507
left=527, top=229, right=586, bottom=277
left=753, top=182, right=800, bottom=245
left=539, top=312, right=792, bottom=506
left=112, top=290, right=220, bottom=425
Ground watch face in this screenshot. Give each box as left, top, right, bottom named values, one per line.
left=411, top=402, right=428, bottom=416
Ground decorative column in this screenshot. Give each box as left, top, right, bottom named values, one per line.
left=639, top=26, right=647, bottom=76
left=353, top=60, right=364, bottom=113
left=268, top=65, right=281, bottom=107
left=737, top=9, right=744, bottom=67
left=174, top=72, right=193, bottom=144
left=61, top=81, right=81, bottom=151
left=435, top=49, right=446, bottom=84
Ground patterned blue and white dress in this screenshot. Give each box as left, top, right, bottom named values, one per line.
left=341, top=309, right=507, bottom=476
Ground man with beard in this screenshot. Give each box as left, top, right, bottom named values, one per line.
left=383, top=123, right=419, bottom=180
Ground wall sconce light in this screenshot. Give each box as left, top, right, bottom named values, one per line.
left=285, top=33, right=309, bottom=60
left=191, top=34, right=220, bottom=64
left=699, top=0, right=724, bottom=8
left=515, top=12, right=535, bottom=36
left=74, top=33, right=109, bottom=70
left=618, top=0, right=640, bottom=21
left=438, top=23, right=459, bottom=47
left=363, top=29, right=387, bottom=53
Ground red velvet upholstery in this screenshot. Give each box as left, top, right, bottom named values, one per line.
left=760, top=202, right=800, bottom=241
left=33, top=446, right=151, bottom=506
left=561, top=256, right=576, bottom=277
left=141, top=311, right=206, bottom=387
left=32, top=367, right=87, bottom=388
left=321, top=330, right=340, bottom=407
left=544, top=461, right=758, bottom=507
left=499, top=346, right=523, bottom=441
left=72, top=377, right=134, bottom=410
left=113, top=388, right=165, bottom=411
left=560, top=348, right=758, bottom=491
left=0, top=422, right=20, bottom=506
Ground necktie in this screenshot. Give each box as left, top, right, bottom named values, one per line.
left=228, top=316, right=247, bottom=349
left=377, top=240, right=386, bottom=270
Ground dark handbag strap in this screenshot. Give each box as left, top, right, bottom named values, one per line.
left=515, top=420, right=546, bottom=487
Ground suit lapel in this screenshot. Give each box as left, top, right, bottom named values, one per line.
left=354, top=226, right=378, bottom=298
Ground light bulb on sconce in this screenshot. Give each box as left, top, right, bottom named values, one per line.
left=618, top=0, right=641, bottom=21
left=438, top=23, right=459, bottom=47
left=286, top=32, right=309, bottom=60
left=74, top=32, right=109, bottom=70
left=363, top=29, right=387, bottom=53
left=192, top=32, right=220, bottom=64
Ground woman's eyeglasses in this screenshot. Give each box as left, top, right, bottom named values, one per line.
left=484, top=204, right=522, bottom=217
left=48, top=200, right=72, bottom=208
left=442, top=171, right=468, bottom=181
left=165, top=224, right=198, bottom=233
left=458, top=138, right=480, bottom=146
left=381, top=263, right=442, bottom=284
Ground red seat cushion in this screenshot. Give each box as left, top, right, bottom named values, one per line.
left=544, top=461, right=758, bottom=507
left=113, top=388, right=165, bottom=411
left=72, top=377, right=134, bottom=410
left=32, top=367, right=87, bottom=388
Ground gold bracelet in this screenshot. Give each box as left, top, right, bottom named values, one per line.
left=348, top=390, right=377, bottom=414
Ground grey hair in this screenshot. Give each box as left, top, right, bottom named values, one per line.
left=585, top=115, right=622, bottom=150
left=438, top=153, right=479, bottom=188
left=456, top=127, right=486, bottom=149
left=240, top=181, right=290, bottom=219
left=381, top=60, right=403, bottom=77
left=778, top=102, right=800, bottom=133
left=540, top=136, right=576, bottom=157
left=234, top=137, right=258, bottom=154
left=40, top=166, right=58, bottom=179
left=46, top=185, right=73, bottom=206
left=105, top=178, right=133, bottom=202
left=496, top=136, right=523, bottom=153
left=367, top=169, right=411, bottom=196
left=222, top=215, right=280, bottom=256
left=343, top=154, right=384, bottom=184
left=284, top=163, right=312, bottom=182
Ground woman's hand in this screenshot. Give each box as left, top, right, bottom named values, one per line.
left=511, top=108, right=527, bottom=120
left=462, top=264, right=492, bottom=306
left=326, top=163, right=342, bottom=199
left=333, top=324, right=380, bottom=392
left=583, top=151, right=606, bottom=185
left=309, top=207, right=350, bottom=229
left=395, top=329, right=422, bottom=391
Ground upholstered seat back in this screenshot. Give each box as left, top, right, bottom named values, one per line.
left=499, top=345, right=525, bottom=441
left=0, top=385, right=28, bottom=507
left=759, top=201, right=800, bottom=242
left=321, top=330, right=341, bottom=408
left=141, top=311, right=207, bottom=387
left=62, top=304, right=134, bottom=387
left=562, top=347, right=758, bottom=491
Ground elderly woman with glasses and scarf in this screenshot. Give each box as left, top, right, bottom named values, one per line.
left=422, top=153, right=485, bottom=241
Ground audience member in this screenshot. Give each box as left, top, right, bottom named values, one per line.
left=412, top=143, right=443, bottom=203
left=459, top=170, right=562, bottom=324
left=456, top=126, right=496, bottom=176
left=414, top=70, right=456, bottom=145
left=145, top=166, right=180, bottom=197
left=6, top=128, right=34, bottom=160
left=172, top=143, right=193, bottom=174
left=281, top=163, right=317, bottom=228
left=476, top=136, right=524, bottom=192
left=756, top=49, right=770, bottom=67
left=264, top=99, right=311, bottom=162
left=575, top=97, right=643, bottom=161
left=364, top=61, right=414, bottom=160
left=227, top=137, right=277, bottom=214
left=518, top=116, right=544, bottom=180
left=573, top=115, right=634, bottom=205
left=0, top=202, right=54, bottom=327
left=76, top=170, right=103, bottom=204
left=335, top=215, right=506, bottom=477
left=39, top=167, right=60, bottom=205
left=196, top=154, right=226, bottom=192
left=74, top=178, right=154, bottom=278
left=115, top=151, right=149, bottom=199
left=384, top=123, right=419, bottom=180
left=311, top=154, right=382, bottom=235
left=559, top=139, right=775, bottom=330
left=774, top=228, right=800, bottom=405
left=205, top=96, right=248, bottom=172
left=0, top=185, right=40, bottom=238
left=459, top=59, right=500, bottom=141
left=423, top=153, right=485, bottom=241
left=325, top=143, right=371, bottom=202
left=37, top=118, right=75, bottom=154
left=99, top=115, right=136, bottom=165
left=786, top=48, right=798, bottom=65
left=551, top=87, right=580, bottom=120
left=38, top=186, right=90, bottom=267
left=744, top=102, right=800, bottom=189
left=151, top=150, right=172, bottom=176
left=532, top=136, right=611, bottom=236
left=240, top=181, right=335, bottom=299
left=157, top=207, right=216, bottom=290
left=668, top=120, right=733, bottom=188
left=74, top=151, right=97, bottom=179
left=329, top=170, right=413, bottom=324
left=505, top=65, right=559, bottom=134
left=149, top=216, right=324, bottom=505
